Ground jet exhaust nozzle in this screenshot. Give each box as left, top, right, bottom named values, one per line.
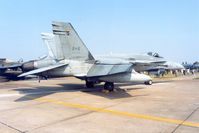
left=22, top=61, right=35, bottom=71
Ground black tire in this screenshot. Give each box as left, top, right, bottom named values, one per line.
left=86, top=81, right=94, bottom=88
left=144, top=80, right=152, bottom=85
left=104, top=82, right=114, bottom=91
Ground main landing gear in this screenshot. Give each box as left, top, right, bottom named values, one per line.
left=104, top=82, right=114, bottom=92
left=85, top=80, right=115, bottom=92
left=86, top=81, right=94, bottom=88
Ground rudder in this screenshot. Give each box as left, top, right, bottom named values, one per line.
left=52, top=21, right=95, bottom=61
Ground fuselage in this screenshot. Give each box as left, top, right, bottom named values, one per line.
left=22, top=57, right=152, bottom=83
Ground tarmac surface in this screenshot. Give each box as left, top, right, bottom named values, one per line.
left=0, top=74, right=199, bottom=133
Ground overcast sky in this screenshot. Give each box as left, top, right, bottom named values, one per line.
left=0, top=0, right=198, bottom=63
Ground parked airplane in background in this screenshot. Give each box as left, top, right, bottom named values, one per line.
left=18, top=22, right=152, bottom=91
left=0, top=58, right=23, bottom=81
left=97, top=52, right=184, bottom=76
left=183, top=62, right=199, bottom=70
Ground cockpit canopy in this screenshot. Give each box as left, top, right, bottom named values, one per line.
left=147, top=52, right=163, bottom=58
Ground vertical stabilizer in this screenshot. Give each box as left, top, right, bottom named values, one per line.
left=41, top=33, right=64, bottom=60
left=52, top=21, right=95, bottom=61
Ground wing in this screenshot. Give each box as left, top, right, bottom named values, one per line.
left=74, top=63, right=133, bottom=81
left=129, top=60, right=166, bottom=65
left=0, top=63, right=22, bottom=71
left=87, top=63, right=132, bottom=77
left=18, top=63, right=68, bottom=77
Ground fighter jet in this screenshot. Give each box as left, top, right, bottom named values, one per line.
left=183, top=62, right=199, bottom=70
left=97, top=52, right=166, bottom=72
left=19, top=22, right=152, bottom=91
left=139, top=53, right=184, bottom=76
left=97, top=52, right=184, bottom=76
left=0, top=58, right=24, bottom=81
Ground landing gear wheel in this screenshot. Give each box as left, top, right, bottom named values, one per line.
left=145, top=80, right=152, bottom=85
left=86, top=81, right=94, bottom=88
left=104, top=82, right=114, bottom=91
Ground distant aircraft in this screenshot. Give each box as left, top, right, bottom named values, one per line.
left=19, top=22, right=152, bottom=91
left=97, top=52, right=184, bottom=76
left=139, top=53, right=185, bottom=76
left=0, top=58, right=23, bottom=81
left=193, top=62, right=199, bottom=70
left=183, top=62, right=199, bottom=70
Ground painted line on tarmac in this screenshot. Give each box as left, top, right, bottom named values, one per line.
left=35, top=97, right=199, bottom=128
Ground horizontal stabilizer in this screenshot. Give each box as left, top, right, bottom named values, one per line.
left=18, top=63, right=68, bottom=77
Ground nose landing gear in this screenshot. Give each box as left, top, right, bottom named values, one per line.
left=144, top=80, right=152, bottom=85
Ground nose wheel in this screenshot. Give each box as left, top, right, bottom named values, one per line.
left=144, top=80, right=152, bottom=85
left=104, top=82, right=114, bottom=91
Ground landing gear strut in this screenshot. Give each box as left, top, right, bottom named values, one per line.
left=86, top=81, right=94, bottom=88
left=104, top=82, right=114, bottom=91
